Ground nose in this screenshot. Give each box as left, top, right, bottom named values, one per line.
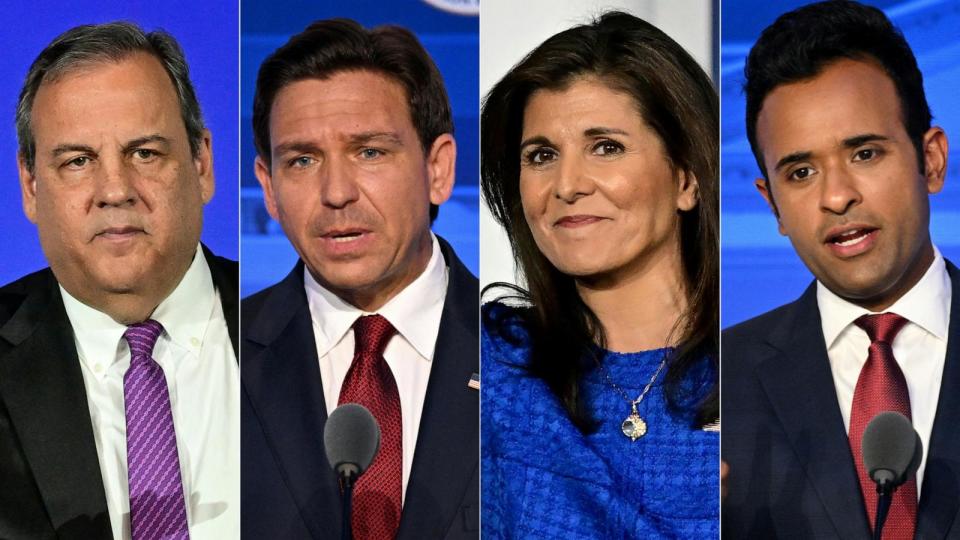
left=819, top=165, right=862, bottom=215
left=94, top=160, right=138, bottom=208
left=319, top=156, right=360, bottom=209
left=554, top=153, right=595, bottom=203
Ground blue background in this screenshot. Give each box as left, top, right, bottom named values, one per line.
left=0, top=0, right=239, bottom=286
left=721, top=0, right=960, bottom=327
left=240, top=0, right=479, bottom=297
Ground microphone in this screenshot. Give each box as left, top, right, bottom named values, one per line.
left=861, top=411, right=922, bottom=540
left=324, top=403, right=381, bottom=540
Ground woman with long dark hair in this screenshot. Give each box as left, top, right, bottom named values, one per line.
left=481, top=11, right=719, bottom=538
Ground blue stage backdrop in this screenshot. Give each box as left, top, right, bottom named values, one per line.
left=240, top=0, right=479, bottom=297
left=0, top=0, right=239, bottom=286
left=721, top=0, right=960, bottom=327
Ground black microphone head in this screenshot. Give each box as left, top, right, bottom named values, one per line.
left=862, top=411, right=922, bottom=487
left=323, top=403, right=380, bottom=478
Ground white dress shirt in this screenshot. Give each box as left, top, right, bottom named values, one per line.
left=62, top=245, right=240, bottom=540
left=306, top=233, right=449, bottom=503
left=818, top=247, right=951, bottom=496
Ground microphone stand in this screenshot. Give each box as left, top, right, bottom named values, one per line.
left=339, top=468, right=358, bottom=540
left=873, top=480, right=894, bottom=540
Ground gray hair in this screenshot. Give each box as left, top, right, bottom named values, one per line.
left=16, top=21, right=206, bottom=171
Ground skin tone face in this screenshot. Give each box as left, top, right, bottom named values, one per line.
left=19, top=52, right=214, bottom=324
left=255, top=70, right=456, bottom=312
left=754, top=58, right=947, bottom=312
left=519, top=77, right=698, bottom=350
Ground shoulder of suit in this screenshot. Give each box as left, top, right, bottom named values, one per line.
left=722, top=298, right=804, bottom=351
left=0, top=268, right=56, bottom=328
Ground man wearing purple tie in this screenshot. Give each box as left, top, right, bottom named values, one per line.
left=722, top=1, right=960, bottom=538
left=0, top=23, right=239, bottom=539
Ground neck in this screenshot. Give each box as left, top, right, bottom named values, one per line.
left=576, top=244, right=687, bottom=353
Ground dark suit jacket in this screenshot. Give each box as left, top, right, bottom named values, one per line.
left=241, top=237, right=479, bottom=539
left=0, top=247, right=238, bottom=540
left=722, top=262, right=960, bottom=538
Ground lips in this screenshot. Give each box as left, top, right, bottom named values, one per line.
left=321, top=228, right=370, bottom=242
left=554, top=215, right=607, bottom=228
left=96, top=226, right=145, bottom=238
left=823, top=225, right=879, bottom=257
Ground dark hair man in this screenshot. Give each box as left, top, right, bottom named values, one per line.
left=722, top=1, right=960, bottom=538
left=0, top=22, right=238, bottom=539
left=242, top=19, right=478, bottom=539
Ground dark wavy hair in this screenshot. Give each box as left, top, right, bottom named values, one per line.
left=481, top=11, right=719, bottom=431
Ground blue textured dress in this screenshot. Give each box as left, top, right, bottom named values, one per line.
left=481, top=303, right=719, bottom=539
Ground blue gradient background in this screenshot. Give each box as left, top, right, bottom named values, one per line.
left=721, top=0, right=960, bottom=327
left=0, top=0, right=239, bottom=286
left=240, top=1, right=479, bottom=297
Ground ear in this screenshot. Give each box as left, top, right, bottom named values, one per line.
left=921, top=126, right=948, bottom=194
left=675, top=169, right=699, bottom=211
left=18, top=154, right=38, bottom=224
left=754, top=177, right=785, bottom=235
left=254, top=155, right=280, bottom=222
left=194, top=129, right=215, bottom=204
left=426, top=133, right=456, bottom=206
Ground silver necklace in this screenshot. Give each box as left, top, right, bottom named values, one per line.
left=597, top=352, right=668, bottom=441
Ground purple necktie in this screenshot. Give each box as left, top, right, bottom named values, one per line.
left=124, top=320, right=189, bottom=540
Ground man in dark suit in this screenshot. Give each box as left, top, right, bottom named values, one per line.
left=722, top=2, right=960, bottom=538
left=0, top=23, right=239, bottom=539
left=242, top=19, right=478, bottom=540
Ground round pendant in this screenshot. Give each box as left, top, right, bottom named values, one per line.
left=621, top=413, right=647, bottom=441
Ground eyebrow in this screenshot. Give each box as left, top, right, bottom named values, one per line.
left=122, top=134, right=171, bottom=153
left=772, top=133, right=891, bottom=173
left=50, top=134, right=172, bottom=158
left=520, top=126, right=630, bottom=150
left=272, top=131, right=405, bottom=157
left=346, top=131, right=403, bottom=147
left=51, top=143, right=96, bottom=158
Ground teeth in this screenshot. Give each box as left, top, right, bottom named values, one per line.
left=835, top=230, right=867, bottom=247
left=331, top=234, right=362, bottom=243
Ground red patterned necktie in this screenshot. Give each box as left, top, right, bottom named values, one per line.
left=849, top=312, right=916, bottom=539
left=338, top=314, right=402, bottom=540
left=123, top=320, right=189, bottom=540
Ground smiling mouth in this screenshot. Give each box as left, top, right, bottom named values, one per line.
left=554, top=215, right=607, bottom=228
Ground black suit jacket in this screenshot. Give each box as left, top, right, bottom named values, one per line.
left=241, top=237, right=479, bottom=539
left=722, top=262, right=960, bottom=538
left=0, top=247, right=238, bottom=540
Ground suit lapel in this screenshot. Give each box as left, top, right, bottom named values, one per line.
left=242, top=264, right=342, bottom=539
left=755, top=284, right=871, bottom=538
left=916, top=261, right=960, bottom=538
left=202, top=245, right=239, bottom=356
left=397, top=238, right=479, bottom=540
left=0, top=271, right=111, bottom=538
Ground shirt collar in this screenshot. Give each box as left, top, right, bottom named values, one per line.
left=818, top=246, right=951, bottom=348
left=305, top=233, right=449, bottom=359
left=61, top=244, right=215, bottom=377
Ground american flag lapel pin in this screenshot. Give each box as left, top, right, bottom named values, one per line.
left=468, top=372, right=480, bottom=390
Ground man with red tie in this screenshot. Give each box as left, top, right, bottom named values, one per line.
left=241, top=19, right=479, bottom=539
left=722, top=1, right=960, bottom=538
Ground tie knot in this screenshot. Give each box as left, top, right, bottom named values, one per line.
left=353, top=314, right=396, bottom=357
left=855, top=312, right=908, bottom=345
left=124, top=319, right=164, bottom=358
